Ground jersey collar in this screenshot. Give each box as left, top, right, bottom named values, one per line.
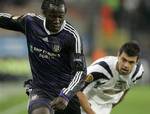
left=43, top=18, right=66, bottom=35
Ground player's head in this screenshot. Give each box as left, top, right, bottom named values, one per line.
left=117, top=41, right=140, bottom=75
left=41, top=0, right=67, bottom=33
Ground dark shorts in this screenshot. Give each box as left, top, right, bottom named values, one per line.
left=28, top=89, right=81, bottom=114
left=28, top=89, right=54, bottom=114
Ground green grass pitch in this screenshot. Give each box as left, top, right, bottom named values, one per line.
left=0, top=83, right=150, bottom=114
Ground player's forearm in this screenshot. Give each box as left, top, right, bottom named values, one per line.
left=0, top=13, right=12, bottom=28
left=77, top=91, right=95, bottom=114
left=59, top=52, right=87, bottom=100
left=59, top=71, right=86, bottom=99
left=85, top=108, right=96, bottom=114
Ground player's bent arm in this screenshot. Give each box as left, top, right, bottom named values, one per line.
left=51, top=34, right=87, bottom=110
left=59, top=32, right=87, bottom=100
left=76, top=91, right=95, bottom=114
left=112, top=89, right=129, bottom=108
left=0, top=13, right=25, bottom=32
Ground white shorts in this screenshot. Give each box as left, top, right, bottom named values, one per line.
left=81, top=99, right=113, bottom=114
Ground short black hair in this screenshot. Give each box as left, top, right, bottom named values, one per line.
left=119, top=41, right=140, bottom=57
left=41, top=0, right=67, bottom=12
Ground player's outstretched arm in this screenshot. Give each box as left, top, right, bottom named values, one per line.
left=0, top=13, right=25, bottom=33
left=77, top=91, right=95, bottom=114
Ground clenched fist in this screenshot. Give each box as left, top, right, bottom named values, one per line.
left=51, top=96, right=68, bottom=110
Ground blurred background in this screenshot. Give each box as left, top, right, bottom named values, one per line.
left=0, top=0, right=150, bottom=114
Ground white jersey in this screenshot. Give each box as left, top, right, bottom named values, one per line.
left=83, top=56, right=144, bottom=104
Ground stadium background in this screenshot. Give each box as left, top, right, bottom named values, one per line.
left=0, top=0, right=150, bottom=114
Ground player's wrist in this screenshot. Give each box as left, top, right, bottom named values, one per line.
left=59, top=90, right=69, bottom=102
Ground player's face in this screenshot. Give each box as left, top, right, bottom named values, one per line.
left=43, top=4, right=66, bottom=33
left=117, top=52, right=138, bottom=75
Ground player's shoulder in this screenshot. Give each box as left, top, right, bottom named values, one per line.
left=134, top=62, right=144, bottom=74
left=0, top=13, right=12, bottom=18
left=63, top=21, right=80, bottom=37
left=23, top=13, right=45, bottom=21
left=65, top=21, right=77, bottom=31
left=91, top=56, right=117, bottom=66
left=131, top=62, right=144, bottom=82
left=87, top=56, right=116, bottom=77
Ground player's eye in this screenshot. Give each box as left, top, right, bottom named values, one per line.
left=129, top=61, right=135, bottom=65
left=122, top=58, right=127, bottom=62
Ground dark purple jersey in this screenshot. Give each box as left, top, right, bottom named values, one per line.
left=0, top=13, right=86, bottom=99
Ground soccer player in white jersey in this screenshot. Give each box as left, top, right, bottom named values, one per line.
left=76, top=41, right=144, bottom=114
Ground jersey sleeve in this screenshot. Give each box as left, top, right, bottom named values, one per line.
left=81, top=58, right=114, bottom=90
left=131, top=63, right=144, bottom=83
left=59, top=26, right=87, bottom=100
left=89, top=58, right=114, bottom=79
left=0, top=13, right=26, bottom=33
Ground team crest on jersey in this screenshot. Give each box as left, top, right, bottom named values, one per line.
left=51, top=37, right=61, bottom=53
left=52, top=43, right=61, bottom=53
left=85, top=74, right=94, bottom=83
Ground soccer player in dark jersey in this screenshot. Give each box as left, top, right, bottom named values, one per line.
left=0, top=0, right=86, bottom=114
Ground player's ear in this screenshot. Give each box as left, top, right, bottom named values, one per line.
left=136, top=57, right=139, bottom=63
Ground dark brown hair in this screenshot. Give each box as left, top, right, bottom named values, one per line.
left=119, top=41, right=140, bottom=58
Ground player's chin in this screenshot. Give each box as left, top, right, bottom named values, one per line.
left=51, top=27, right=61, bottom=33
left=120, top=70, right=129, bottom=75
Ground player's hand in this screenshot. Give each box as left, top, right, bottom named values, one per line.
left=51, top=96, right=68, bottom=110
left=86, top=109, right=96, bottom=114
left=24, top=79, right=32, bottom=96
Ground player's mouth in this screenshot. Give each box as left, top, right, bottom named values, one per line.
left=50, top=24, right=61, bottom=32
left=121, top=68, right=129, bottom=74
left=54, top=25, right=61, bottom=28
left=53, top=23, right=61, bottom=28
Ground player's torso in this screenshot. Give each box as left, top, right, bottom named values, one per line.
left=24, top=15, right=75, bottom=92
left=84, top=56, right=136, bottom=104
